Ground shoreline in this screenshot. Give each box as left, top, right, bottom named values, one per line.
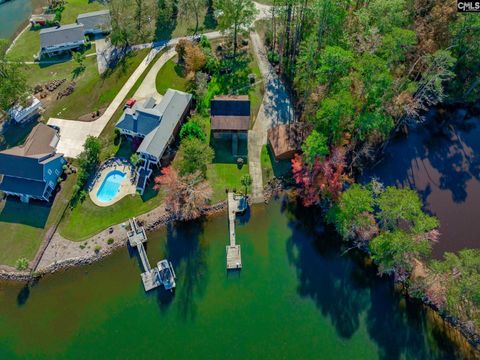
left=0, top=182, right=478, bottom=352
left=0, top=200, right=228, bottom=281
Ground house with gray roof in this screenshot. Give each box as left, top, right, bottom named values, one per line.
left=39, top=23, right=85, bottom=57
left=77, top=10, right=111, bottom=35
left=116, top=89, right=192, bottom=193
left=0, top=123, right=65, bottom=203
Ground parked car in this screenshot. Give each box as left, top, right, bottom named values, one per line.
left=125, top=98, right=136, bottom=109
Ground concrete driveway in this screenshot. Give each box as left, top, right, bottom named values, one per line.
left=48, top=46, right=165, bottom=158
left=248, top=32, right=294, bottom=202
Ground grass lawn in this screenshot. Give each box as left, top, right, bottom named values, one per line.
left=57, top=50, right=168, bottom=241
left=261, top=145, right=274, bottom=184
left=207, top=163, right=250, bottom=203
left=155, top=4, right=217, bottom=40
left=155, top=57, right=190, bottom=95
left=0, top=174, right=76, bottom=266
left=61, top=0, right=107, bottom=24
left=22, top=49, right=149, bottom=119
left=58, top=183, right=164, bottom=241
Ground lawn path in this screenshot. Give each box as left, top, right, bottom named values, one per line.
left=248, top=32, right=294, bottom=202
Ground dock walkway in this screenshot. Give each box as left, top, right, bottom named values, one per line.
left=226, top=193, right=247, bottom=270
left=127, top=218, right=160, bottom=291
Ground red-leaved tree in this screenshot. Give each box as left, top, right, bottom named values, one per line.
left=292, top=147, right=347, bottom=207
left=154, top=166, right=212, bottom=221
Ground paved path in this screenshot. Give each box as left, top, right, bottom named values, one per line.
left=248, top=32, right=294, bottom=202
left=48, top=46, right=166, bottom=158
left=133, top=48, right=176, bottom=103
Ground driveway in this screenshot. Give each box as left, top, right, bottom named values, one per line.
left=248, top=32, right=294, bottom=202
left=48, top=46, right=165, bottom=158
left=132, top=48, right=176, bottom=103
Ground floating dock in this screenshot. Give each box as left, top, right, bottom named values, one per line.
left=127, top=218, right=161, bottom=291
left=226, top=192, right=247, bottom=270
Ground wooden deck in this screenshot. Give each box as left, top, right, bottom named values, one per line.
left=226, top=192, right=247, bottom=270
left=127, top=218, right=161, bottom=291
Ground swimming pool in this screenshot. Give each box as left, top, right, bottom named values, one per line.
left=96, top=170, right=126, bottom=203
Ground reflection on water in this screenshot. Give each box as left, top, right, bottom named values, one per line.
left=0, top=199, right=477, bottom=359
left=362, top=108, right=480, bottom=256
left=0, top=0, right=35, bottom=39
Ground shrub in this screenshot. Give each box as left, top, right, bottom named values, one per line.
left=180, top=121, right=206, bottom=142
left=94, top=245, right=102, bottom=254
left=177, top=138, right=214, bottom=177
left=15, top=258, right=29, bottom=271
left=107, top=238, right=114, bottom=245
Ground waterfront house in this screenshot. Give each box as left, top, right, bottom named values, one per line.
left=76, top=10, right=111, bottom=35
left=116, top=89, right=192, bottom=194
left=210, top=95, right=250, bottom=155
left=0, top=123, right=65, bottom=203
left=268, top=123, right=307, bottom=160
left=39, top=23, right=85, bottom=57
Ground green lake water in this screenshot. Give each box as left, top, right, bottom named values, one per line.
left=0, top=199, right=476, bottom=359
left=0, top=0, right=42, bottom=39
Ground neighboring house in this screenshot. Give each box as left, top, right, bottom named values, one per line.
left=210, top=95, right=250, bottom=155
left=116, top=89, right=193, bottom=194
left=267, top=123, right=307, bottom=160
left=77, top=10, right=111, bottom=35
left=0, top=123, right=65, bottom=203
left=8, top=97, right=42, bottom=124
left=39, top=23, right=85, bottom=57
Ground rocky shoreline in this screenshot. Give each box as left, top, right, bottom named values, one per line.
left=0, top=200, right=228, bottom=282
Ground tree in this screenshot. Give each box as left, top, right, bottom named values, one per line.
left=75, top=136, right=101, bottom=198
left=214, top=0, right=257, bottom=57
left=154, top=167, right=212, bottom=221
left=301, top=130, right=328, bottom=166
left=179, top=0, right=206, bottom=34
left=180, top=121, right=206, bottom=141
left=0, top=39, right=29, bottom=111
left=130, top=153, right=140, bottom=166
left=240, top=174, right=252, bottom=195
left=327, top=184, right=377, bottom=244
left=177, top=137, right=214, bottom=176
left=430, top=249, right=480, bottom=329
left=370, top=229, right=433, bottom=281
left=376, top=186, right=439, bottom=232
left=15, top=258, right=29, bottom=271
left=184, top=43, right=207, bottom=75
left=292, top=147, right=347, bottom=207
left=73, top=51, right=86, bottom=73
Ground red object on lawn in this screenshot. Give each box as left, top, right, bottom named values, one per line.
left=125, top=98, right=136, bottom=108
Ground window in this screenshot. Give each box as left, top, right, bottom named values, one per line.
left=55, top=169, right=60, bottom=175
left=48, top=169, right=52, bottom=175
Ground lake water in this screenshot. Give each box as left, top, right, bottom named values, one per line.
left=0, top=0, right=42, bottom=39
left=0, top=199, right=476, bottom=359
left=362, top=109, right=480, bottom=257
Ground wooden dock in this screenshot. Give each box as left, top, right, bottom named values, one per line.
left=226, top=192, right=247, bottom=270
left=127, top=218, right=161, bottom=291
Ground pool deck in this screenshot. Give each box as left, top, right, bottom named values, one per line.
left=89, top=162, right=137, bottom=207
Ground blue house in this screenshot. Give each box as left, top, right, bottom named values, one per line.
left=116, top=89, right=192, bottom=193
left=0, top=123, right=65, bottom=203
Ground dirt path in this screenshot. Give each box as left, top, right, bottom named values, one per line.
left=248, top=32, right=294, bottom=202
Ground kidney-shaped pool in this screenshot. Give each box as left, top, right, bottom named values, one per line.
left=96, top=170, right=127, bottom=203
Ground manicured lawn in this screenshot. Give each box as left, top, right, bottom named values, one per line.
left=249, top=45, right=264, bottom=124
left=155, top=3, right=217, bottom=40
left=0, top=174, right=76, bottom=266
left=23, top=49, right=149, bottom=119
left=261, top=145, right=274, bottom=184
left=261, top=144, right=292, bottom=181
left=207, top=163, right=250, bottom=203
left=7, top=29, right=40, bottom=60
left=59, top=183, right=164, bottom=241
left=155, top=57, right=190, bottom=95
left=61, top=0, right=107, bottom=24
